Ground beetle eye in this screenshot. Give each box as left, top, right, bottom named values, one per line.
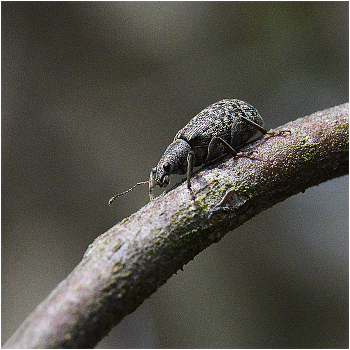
left=163, top=162, right=171, bottom=173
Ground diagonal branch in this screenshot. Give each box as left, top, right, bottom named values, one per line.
left=4, top=103, right=349, bottom=349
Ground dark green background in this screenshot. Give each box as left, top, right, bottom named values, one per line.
left=2, top=2, right=348, bottom=347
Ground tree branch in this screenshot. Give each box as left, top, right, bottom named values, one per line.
left=4, top=103, right=349, bottom=348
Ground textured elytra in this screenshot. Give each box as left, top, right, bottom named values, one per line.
left=150, top=99, right=266, bottom=199
left=174, top=99, right=264, bottom=164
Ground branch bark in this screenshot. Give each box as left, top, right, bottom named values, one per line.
left=4, top=103, right=349, bottom=348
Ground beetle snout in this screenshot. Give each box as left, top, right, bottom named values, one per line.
left=160, top=174, right=170, bottom=187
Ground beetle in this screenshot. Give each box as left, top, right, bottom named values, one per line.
left=109, top=99, right=286, bottom=204
left=148, top=99, right=283, bottom=200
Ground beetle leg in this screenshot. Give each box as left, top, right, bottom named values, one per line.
left=265, top=129, right=291, bottom=137
left=240, top=116, right=289, bottom=137
left=205, top=136, right=238, bottom=164
left=239, top=115, right=268, bottom=134
left=186, top=150, right=196, bottom=200
left=149, top=168, right=157, bottom=201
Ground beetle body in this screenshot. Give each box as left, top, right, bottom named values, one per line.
left=149, top=99, right=267, bottom=200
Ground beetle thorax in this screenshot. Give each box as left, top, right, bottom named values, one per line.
left=154, top=139, right=192, bottom=187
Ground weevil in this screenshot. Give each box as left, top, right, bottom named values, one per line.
left=109, top=99, right=287, bottom=204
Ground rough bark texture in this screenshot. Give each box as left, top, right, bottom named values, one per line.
left=4, top=103, right=349, bottom=348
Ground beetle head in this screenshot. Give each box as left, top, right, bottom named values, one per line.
left=149, top=139, right=191, bottom=198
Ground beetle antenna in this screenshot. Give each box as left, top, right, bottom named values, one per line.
left=108, top=180, right=151, bottom=205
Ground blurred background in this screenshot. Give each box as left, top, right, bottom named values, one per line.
left=2, top=2, right=348, bottom=348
